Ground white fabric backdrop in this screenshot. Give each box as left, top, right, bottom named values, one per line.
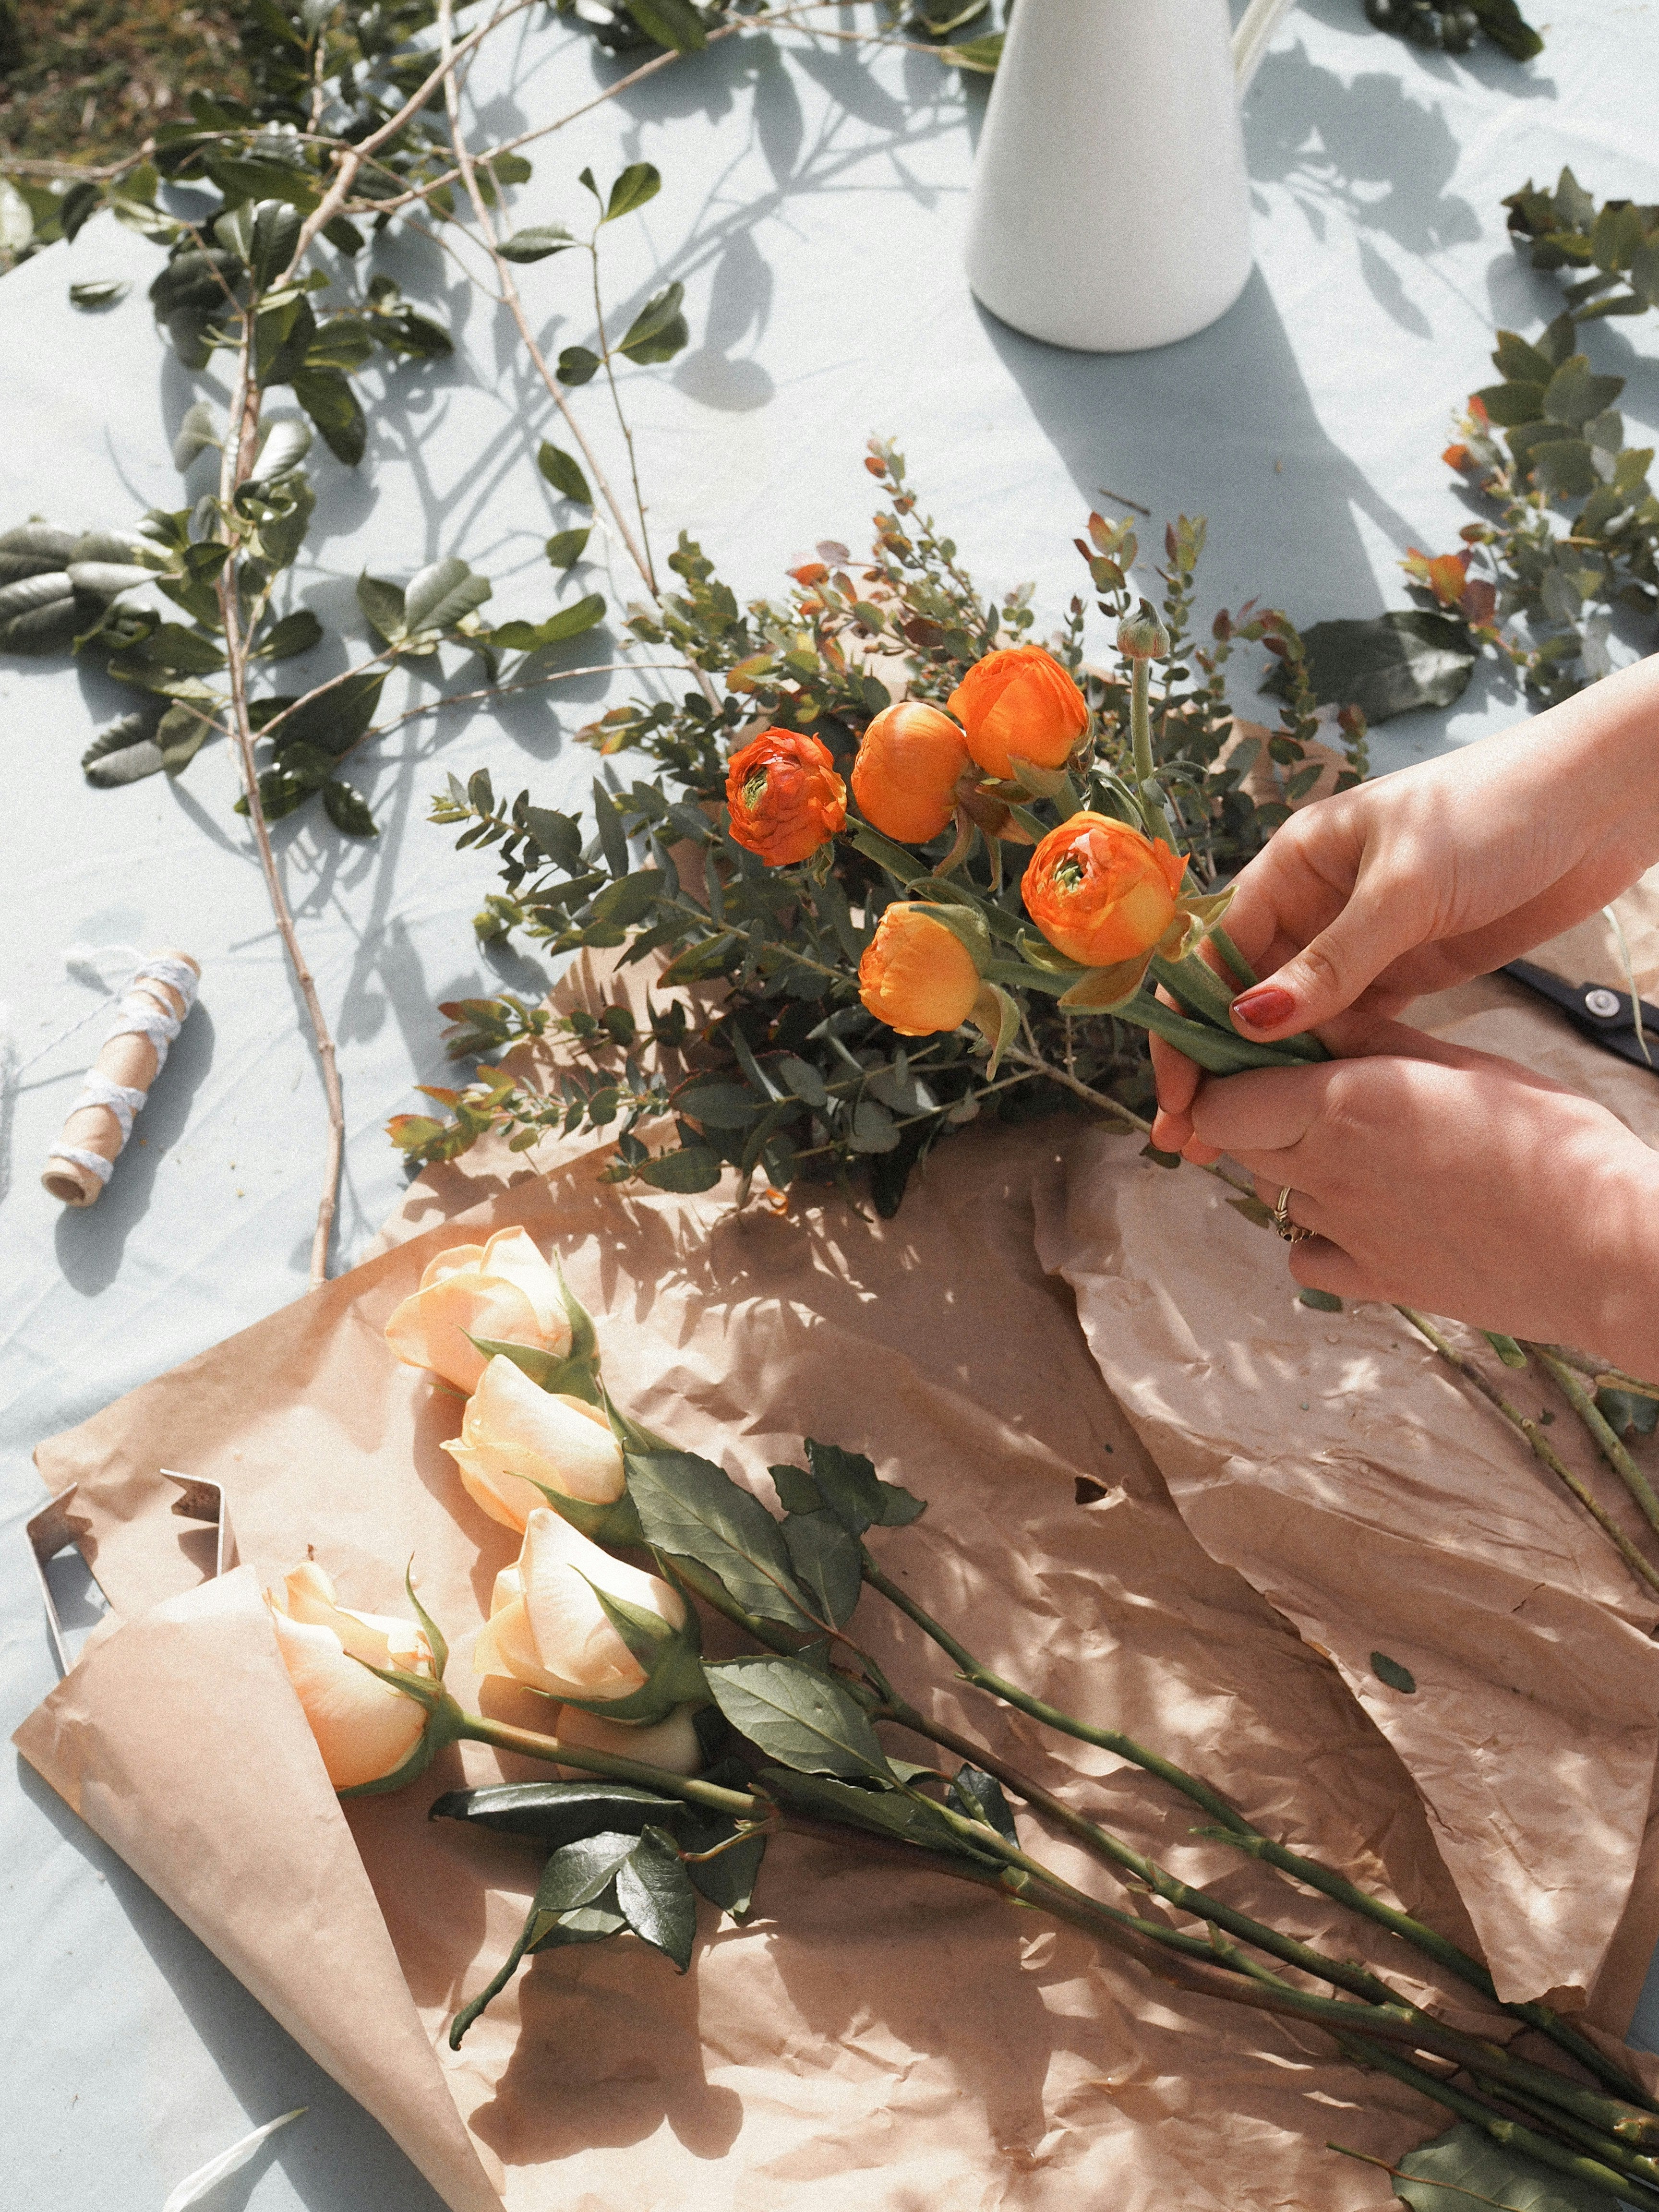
left=4, top=2, right=1659, bottom=2204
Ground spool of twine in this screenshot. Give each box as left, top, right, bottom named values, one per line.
left=42, top=950, right=202, bottom=1208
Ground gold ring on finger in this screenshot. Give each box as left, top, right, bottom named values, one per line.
left=1272, top=1184, right=1313, bottom=1245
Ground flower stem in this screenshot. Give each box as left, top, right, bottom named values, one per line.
left=455, top=1708, right=758, bottom=1818
left=1529, top=1343, right=1659, bottom=1540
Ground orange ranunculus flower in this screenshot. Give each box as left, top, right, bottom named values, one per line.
left=725, top=728, right=847, bottom=866
left=859, top=903, right=982, bottom=1037
left=948, top=647, right=1088, bottom=780
left=1023, top=813, right=1188, bottom=968
left=850, top=702, right=971, bottom=843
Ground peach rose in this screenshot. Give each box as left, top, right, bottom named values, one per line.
left=442, top=1353, right=625, bottom=1532
left=850, top=701, right=970, bottom=843
left=858, top=903, right=982, bottom=1037
left=1022, top=812, right=1187, bottom=968
left=725, top=728, right=847, bottom=866
left=948, top=647, right=1089, bottom=780
left=385, top=1226, right=574, bottom=1394
left=474, top=1509, right=688, bottom=1706
left=267, top=1561, right=436, bottom=1791
left=554, top=1701, right=705, bottom=1778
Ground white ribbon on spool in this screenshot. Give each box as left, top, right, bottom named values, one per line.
left=42, top=949, right=201, bottom=1205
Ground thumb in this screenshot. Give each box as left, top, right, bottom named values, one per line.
left=1228, top=900, right=1413, bottom=1038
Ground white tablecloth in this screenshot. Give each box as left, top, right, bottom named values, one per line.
left=5, top=2, right=1659, bottom=2203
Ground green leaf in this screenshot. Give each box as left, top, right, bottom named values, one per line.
left=1531, top=440, right=1598, bottom=499
left=682, top=1823, right=766, bottom=1919
left=637, top=1147, right=724, bottom=1191
left=1542, top=356, right=1624, bottom=430
left=248, top=199, right=303, bottom=289
left=1391, top=2120, right=1608, bottom=2209
left=804, top=1437, right=924, bottom=1533
left=1596, top=1386, right=1659, bottom=1440
left=781, top=1511, right=863, bottom=1628
left=1491, top=329, right=1554, bottom=383
left=593, top=778, right=628, bottom=875
left=1265, top=613, right=1476, bottom=724
left=304, top=316, right=375, bottom=372
left=537, top=441, right=593, bottom=505
left=323, top=779, right=378, bottom=837
left=618, top=283, right=689, bottom=366
left=499, top=224, right=579, bottom=263
left=760, top=1768, right=995, bottom=1858
left=769, top=1463, right=822, bottom=1515
left=602, top=162, right=662, bottom=222
left=448, top=1831, right=637, bottom=2046
left=1467, top=0, right=1543, bottom=62
left=253, top=609, right=323, bottom=661
left=707, top=1657, right=891, bottom=1779
left=356, top=573, right=406, bottom=645
left=69, top=278, right=130, bottom=311
left=545, top=527, right=591, bottom=570
left=939, top=31, right=1003, bottom=71
left=624, top=0, right=709, bottom=50
left=1298, top=1286, right=1345, bottom=1314
left=1473, top=380, right=1544, bottom=429
left=557, top=345, right=601, bottom=386
left=293, top=368, right=366, bottom=465
left=156, top=700, right=216, bottom=773
left=273, top=668, right=386, bottom=754
left=81, top=707, right=166, bottom=785
left=948, top=1765, right=1019, bottom=1843
left=405, top=556, right=492, bottom=636
left=615, top=1827, right=698, bottom=1971
left=430, top=1780, right=701, bottom=1848
left=676, top=1080, right=763, bottom=1130
left=1371, top=1651, right=1417, bottom=1695
left=486, top=594, right=605, bottom=653
left=628, top=1451, right=817, bottom=1628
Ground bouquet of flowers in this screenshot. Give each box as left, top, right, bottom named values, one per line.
left=399, top=449, right=1368, bottom=1215
left=257, top=1226, right=1659, bottom=2208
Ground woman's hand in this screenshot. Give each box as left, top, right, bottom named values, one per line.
left=1189, top=1024, right=1659, bottom=1376
left=1152, top=657, right=1659, bottom=1156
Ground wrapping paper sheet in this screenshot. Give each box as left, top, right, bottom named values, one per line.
left=19, top=1118, right=1611, bottom=2212
left=1036, top=884, right=1659, bottom=2013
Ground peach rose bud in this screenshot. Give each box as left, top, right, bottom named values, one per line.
left=384, top=1226, right=575, bottom=1394
left=473, top=1509, right=689, bottom=1708
left=267, top=1561, right=436, bottom=1791
left=850, top=702, right=971, bottom=844
left=443, top=1353, right=625, bottom=1532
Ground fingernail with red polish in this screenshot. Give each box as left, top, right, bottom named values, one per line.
left=1231, top=985, right=1296, bottom=1032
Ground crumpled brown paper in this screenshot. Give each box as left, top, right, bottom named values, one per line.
left=1035, top=878, right=1659, bottom=2014
left=14, top=905, right=1659, bottom=2210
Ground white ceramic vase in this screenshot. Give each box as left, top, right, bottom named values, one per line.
left=964, top=0, right=1290, bottom=354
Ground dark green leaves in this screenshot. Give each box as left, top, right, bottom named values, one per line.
left=538, top=442, right=593, bottom=505
left=293, top=367, right=366, bottom=465
left=771, top=1439, right=926, bottom=1536
left=781, top=1510, right=863, bottom=1629
left=706, top=1657, right=891, bottom=1780
left=252, top=609, right=323, bottom=661
left=1371, top=1651, right=1418, bottom=1695
left=485, top=594, right=606, bottom=653
left=586, top=161, right=662, bottom=223
left=82, top=707, right=167, bottom=786
left=618, top=283, right=689, bottom=366
left=624, top=0, right=708, bottom=52
left=431, top=1779, right=701, bottom=1847
left=69, top=278, right=129, bottom=310
left=448, top=1823, right=701, bottom=2044
left=557, top=345, right=601, bottom=385
left=949, top=1764, right=1019, bottom=1843
left=545, top=527, right=592, bottom=570
left=268, top=668, right=386, bottom=754
left=1264, top=612, right=1477, bottom=724
left=499, top=224, right=579, bottom=264
left=636, top=1147, right=724, bottom=1192
left=248, top=199, right=302, bottom=289
left=1542, top=354, right=1623, bottom=429
left=627, top=1450, right=817, bottom=1628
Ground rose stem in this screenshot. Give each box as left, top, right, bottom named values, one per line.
left=1527, top=1343, right=1659, bottom=1539
left=859, top=1550, right=1650, bottom=2104
left=455, top=1708, right=757, bottom=1818
left=1400, top=1311, right=1659, bottom=1599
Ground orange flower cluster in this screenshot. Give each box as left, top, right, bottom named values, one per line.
left=1022, top=813, right=1187, bottom=968
left=948, top=646, right=1088, bottom=780
left=858, top=904, right=981, bottom=1036
left=725, top=728, right=847, bottom=865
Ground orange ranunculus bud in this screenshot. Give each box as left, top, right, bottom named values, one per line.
left=850, top=702, right=971, bottom=843
left=725, top=728, right=847, bottom=866
left=1023, top=813, right=1188, bottom=968
left=858, top=903, right=982, bottom=1037
left=947, top=646, right=1088, bottom=780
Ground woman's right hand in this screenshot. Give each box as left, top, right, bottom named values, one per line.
left=1151, top=655, right=1659, bottom=1157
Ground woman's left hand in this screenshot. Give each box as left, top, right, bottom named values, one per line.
left=1188, top=1024, right=1659, bottom=1368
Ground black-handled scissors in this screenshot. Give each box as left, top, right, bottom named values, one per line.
left=1500, top=958, right=1659, bottom=1074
